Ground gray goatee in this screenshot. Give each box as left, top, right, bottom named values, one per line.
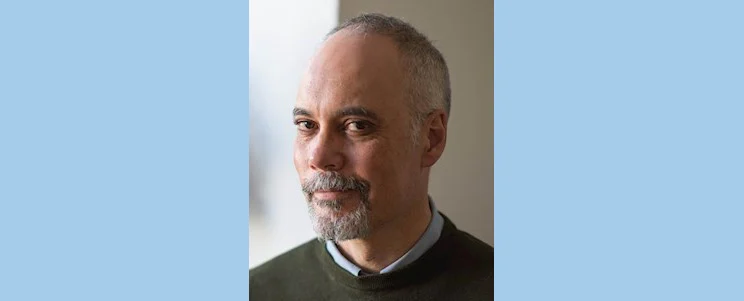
left=302, top=171, right=371, bottom=241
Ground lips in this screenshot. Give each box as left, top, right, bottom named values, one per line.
left=313, top=190, right=354, bottom=200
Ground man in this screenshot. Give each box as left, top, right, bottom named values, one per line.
left=250, top=13, right=493, bottom=300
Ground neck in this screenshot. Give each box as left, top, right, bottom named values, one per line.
left=334, top=195, right=432, bottom=273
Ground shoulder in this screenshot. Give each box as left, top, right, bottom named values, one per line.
left=249, top=239, right=321, bottom=287
left=250, top=239, right=331, bottom=300
left=438, top=213, right=494, bottom=268
left=453, top=229, right=494, bottom=262
left=435, top=230, right=493, bottom=299
left=446, top=229, right=493, bottom=279
left=436, top=216, right=494, bottom=299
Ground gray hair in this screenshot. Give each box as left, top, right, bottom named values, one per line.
left=327, top=13, right=451, bottom=145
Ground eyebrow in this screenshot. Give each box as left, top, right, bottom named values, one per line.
left=293, top=107, right=311, bottom=117
left=292, top=106, right=379, bottom=120
left=336, top=106, right=379, bottom=120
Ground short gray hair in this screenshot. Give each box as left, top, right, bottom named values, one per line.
left=327, top=13, right=451, bottom=145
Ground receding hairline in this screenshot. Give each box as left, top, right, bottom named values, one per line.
left=323, top=13, right=451, bottom=116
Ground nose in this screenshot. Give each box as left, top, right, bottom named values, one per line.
left=308, top=129, right=344, bottom=172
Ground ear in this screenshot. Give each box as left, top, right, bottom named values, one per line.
left=421, top=110, right=448, bottom=168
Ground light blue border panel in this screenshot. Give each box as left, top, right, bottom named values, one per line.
left=495, top=0, right=743, bottom=300
left=0, top=1, right=248, bottom=300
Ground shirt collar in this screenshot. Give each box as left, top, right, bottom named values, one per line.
left=325, top=197, right=445, bottom=276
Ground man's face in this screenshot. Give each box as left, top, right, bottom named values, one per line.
left=293, top=32, right=423, bottom=241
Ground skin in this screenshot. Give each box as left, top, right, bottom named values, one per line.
left=293, top=29, right=448, bottom=273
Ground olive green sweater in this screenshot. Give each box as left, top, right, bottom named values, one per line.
left=249, top=214, right=493, bottom=301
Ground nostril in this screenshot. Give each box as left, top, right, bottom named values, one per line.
left=308, top=139, right=344, bottom=171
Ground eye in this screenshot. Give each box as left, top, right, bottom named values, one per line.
left=346, top=120, right=373, bottom=132
left=295, top=120, right=317, bottom=131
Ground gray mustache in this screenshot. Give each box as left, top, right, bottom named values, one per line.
left=302, top=172, right=370, bottom=197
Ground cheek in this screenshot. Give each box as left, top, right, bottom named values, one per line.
left=293, top=140, right=308, bottom=176
left=350, top=141, right=402, bottom=189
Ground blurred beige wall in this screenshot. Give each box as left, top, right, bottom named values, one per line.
left=339, top=0, right=495, bottom=246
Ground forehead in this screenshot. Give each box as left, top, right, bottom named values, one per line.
left=296, top=31, right=407, bottom=116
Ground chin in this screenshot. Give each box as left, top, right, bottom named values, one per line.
left=308, top=198, right=372, bottom=241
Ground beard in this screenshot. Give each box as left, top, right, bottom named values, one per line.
left=302, top=171, right=371, bottom=241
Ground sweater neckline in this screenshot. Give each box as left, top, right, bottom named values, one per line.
left=315, top=213, right=459, bottom=291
